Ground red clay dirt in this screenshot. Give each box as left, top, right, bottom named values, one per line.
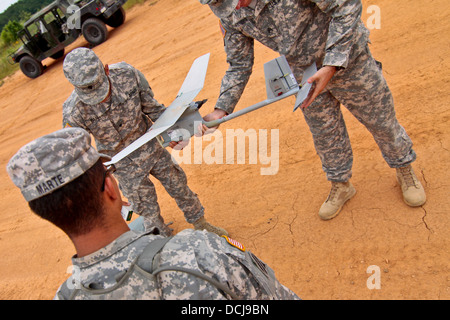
left=0, top=0, right=448, bottom=299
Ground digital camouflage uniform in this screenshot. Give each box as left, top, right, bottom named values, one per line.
left=203, top=0, right=416, bottom=182
left=7, top=128, right=298, bottom=300
left=55, top=229, right=300, bottom=300
left=62, top=49, right=204, bottom=234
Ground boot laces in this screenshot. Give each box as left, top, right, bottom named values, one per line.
left=327, top=183, right=341, bottom=202
left=398, top=166, right=417, bottom=188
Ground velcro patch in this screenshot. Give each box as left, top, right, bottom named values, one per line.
left=222, top=235, right=245, bottom=252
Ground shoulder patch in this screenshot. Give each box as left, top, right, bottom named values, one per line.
left=222, top=235, right=245, bottom=252
left=219, top=20, right=226, bottom=38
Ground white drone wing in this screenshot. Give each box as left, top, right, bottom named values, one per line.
left=104, top=53, right=210, bottom=166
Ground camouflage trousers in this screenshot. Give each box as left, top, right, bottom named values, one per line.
left=113, top=142, right=204, bottom=228
left=300, top=44, right=416, bottom=182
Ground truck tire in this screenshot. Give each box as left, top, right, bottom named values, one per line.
left=105, top=7, right=126, bottom=28
left=82, top=18, right=108, bottom=46
left=19, top=55, right=44, bottom=79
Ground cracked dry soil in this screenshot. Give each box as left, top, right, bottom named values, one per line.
left=0, top=0, right=449, bottom=299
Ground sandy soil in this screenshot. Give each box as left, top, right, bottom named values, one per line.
left=0, top=0, right=449, bottom=300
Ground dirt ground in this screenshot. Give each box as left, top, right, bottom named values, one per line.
left=0, top=0, right=448, bottom=300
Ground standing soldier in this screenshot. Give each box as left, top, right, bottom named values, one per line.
left=197, top=0, right=426, bottom=220
left=62, top=48, right=227, bottom=236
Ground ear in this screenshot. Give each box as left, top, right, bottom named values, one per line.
left=103, top=175, right=119, bottom=201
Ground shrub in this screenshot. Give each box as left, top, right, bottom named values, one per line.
left=1, top=20, right=22, bottom=46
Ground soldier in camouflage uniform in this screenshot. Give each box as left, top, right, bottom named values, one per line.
left=6, top=127, right=300, bottom=300
left=62, top=48, right=227, bottom=236
left=198, top=0, right=426, bottom=220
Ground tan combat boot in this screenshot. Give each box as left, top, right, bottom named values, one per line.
left=318, top=181, right=356, bottom=220
left=396, top=165, right=426, bottom=206
left=193, top=217, right=229, bottom=237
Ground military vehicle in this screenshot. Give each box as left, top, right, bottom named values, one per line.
left=9, top=0, right=128, bottom=79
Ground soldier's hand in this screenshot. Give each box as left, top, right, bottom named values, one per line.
left=169, top=140, right=190, bottom=150
left=300, top=66, right=337, bottom=109
left=198, top=109, right=228, bottom=135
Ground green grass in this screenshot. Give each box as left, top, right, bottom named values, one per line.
left=0, top=41, right=21, bottom=85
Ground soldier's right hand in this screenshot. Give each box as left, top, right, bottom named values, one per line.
left=199, top=109, right=228, bottom=135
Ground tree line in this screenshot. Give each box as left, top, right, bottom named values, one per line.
left=0, top=0, right=54, bottom=31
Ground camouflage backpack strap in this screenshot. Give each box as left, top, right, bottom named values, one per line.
left=135, top=236, right=173, bottom=272
left=55, top=237, right=173, bottom=300
left=136, top=237, right=240, bottom=300
left=150, top=266, right=240, bottom=300
left=57, top=236, right=240, bottom=300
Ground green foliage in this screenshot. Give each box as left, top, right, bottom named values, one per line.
left=1, top=20, right=22, bottom=46
left=0, top=0, right=54, bottom=31
left=0, top=42, right=20, bottom=83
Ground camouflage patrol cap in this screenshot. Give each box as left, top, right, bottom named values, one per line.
left=63, top=48, right=110, bottom=105
left=7, top=127, right=111, bottom=202
left=199, top=0, right=239, bottom=19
